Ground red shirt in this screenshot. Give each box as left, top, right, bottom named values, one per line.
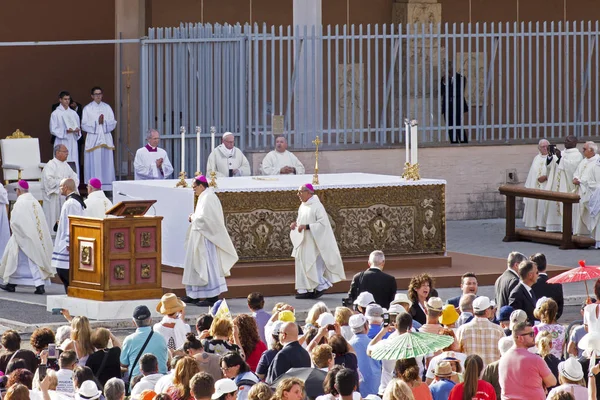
left=245, top=341, right=267, bottom=372
left=448, top=380, right=497, bottom=400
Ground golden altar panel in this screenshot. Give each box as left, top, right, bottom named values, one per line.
left=216, top=184, right=445, bottom=262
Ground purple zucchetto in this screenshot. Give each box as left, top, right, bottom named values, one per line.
left=304, top=183, right=315, bottom=193
left=17, top=180, right=29, bottom=190
left=88, top=178, right=102, bottom=189
left=195, top=175, right=208, bottom=184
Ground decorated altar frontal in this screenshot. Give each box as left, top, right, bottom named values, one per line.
left=113, top=173, right=446, bottom=266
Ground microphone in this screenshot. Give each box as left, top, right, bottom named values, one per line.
left=116, top=192, right=157, bottom=216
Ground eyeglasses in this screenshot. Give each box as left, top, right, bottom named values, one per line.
left=519, top=331, right=535, bottom=338
left=93, top=93, right=103, bottom=96
left=220, top=366, right=231, bottom=371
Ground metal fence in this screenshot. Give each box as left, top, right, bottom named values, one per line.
left=141, top=21, right=600, bottom=171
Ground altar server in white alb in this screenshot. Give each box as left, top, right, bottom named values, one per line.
left=260, top=135, right=305, bottom=175
left=206, top=132, right=251, bottom=177
left=52, top=178, right=86, bottom=292
left=41, top=145, right=79, bottom=233
left=582, top=157, right=600, bottom=248
left=0, top=184, right=9, bottom=258
left=573, top=142, right=600, bottom=236
left=0, top=180, right=54, bottom=295
left=182, top=175, right=239, bottom=307
left=81, top=86, right=117, bottom=190
left=522, top=139, right=556, bottom=230
left=50, top=91, right=81, bottom=176
left=134, top=129, right=174, bottom=180
left=290, top=184, right=345, bottom=299
left=84, top=178, right=113, bottom=218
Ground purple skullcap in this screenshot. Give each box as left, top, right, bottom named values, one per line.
left=304, top=183, right=315, bottom=193
left=195, top=175, right=208, bottom=184
left=88, top=178, right=102, bottom=189
left=17, top=180, right=29, bottom=190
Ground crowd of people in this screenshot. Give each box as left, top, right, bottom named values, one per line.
left=0, top=249, right=598, bottom=400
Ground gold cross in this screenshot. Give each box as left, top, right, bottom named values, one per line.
left=312, top=136, right=322, bottom=149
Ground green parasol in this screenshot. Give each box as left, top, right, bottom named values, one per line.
left=370, top=331, right=455, bottom=360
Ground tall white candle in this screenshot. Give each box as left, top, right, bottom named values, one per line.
left=404, top=120, right=410, bottom=164
left=210, top=126, right=216, bottom=152
left=196, top=126, right=201, bottom=173
left=410, top=121, right=418, bottom=165
left=180, top=126, right=185, bottom=172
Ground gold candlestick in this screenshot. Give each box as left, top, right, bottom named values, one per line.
left=312, top=136, right=321, bottom=185
left=401, top=162, right=421, bottom=181
left=175, top=171, right=189, bottom=187
left=209, top=170, right=218, bottom=188
left=195, top=171, right=203, bottom=177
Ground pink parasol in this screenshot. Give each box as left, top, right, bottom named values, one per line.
left=547, top=260, right=600, bottom=298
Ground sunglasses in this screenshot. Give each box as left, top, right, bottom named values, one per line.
left=519, top=331, right=535, bottom=338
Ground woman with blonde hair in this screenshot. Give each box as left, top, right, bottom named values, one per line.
left=247, top=382, right=272, bottom=400
left=395, top=358, right=432, bottom=400
left=536, top=330, right=560, bottom=381
left=272, top=378, right=305, bottom=400
left=383, top=379, right=415, bottom=400
left=447, top=354, right=496, bottom=400
left=533, top=297, right=565, bottom=359
left=166, top=356, right=200, bottom=400
left=334, top=307, right=354, bottom=341
left=305, top=302, right=330, bottom=329
left=61, top=313, right=94, bottom=366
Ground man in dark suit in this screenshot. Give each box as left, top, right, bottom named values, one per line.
left=530, top=253, right=564, bottom=320
left=495, top=252, right=527, bottom=311
left=347, top=250, right=396, bottom=309
left=447, top=272, right=478, bottom=308
left=441, top=61, right=470, bottom=144
left=266, top=322, right=310, bottom=384
left=508, top=260, right=539, bottom=322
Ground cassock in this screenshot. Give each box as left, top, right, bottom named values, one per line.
left=51, top=194, right=86, bottom=270
left=291, top=195, right=345, bottom=292
left=573, top=154, right=600, bottom=236
left=84, top=191, right=113, bottom=219
left=0, top=193, right=54, bottom=287
left=182, top=187, right=238, bottom=298
left=41, top=158, right=79, bottom=232
left=0, top=185, right=9, bottom=257
left=50, top=106, right=81, bottom=175
left=586, top=160, right=600, bottom=246
left=545, top=148, right=583, bottom=232
left=206, top=145, right=251, bottom=177
left=134, top=145, right=174, bottom=180
left=81, top=101, right=117, bottom=190
left=260, top=150, right=306, bottom=175
left=523, top=153, right=552, bottom=229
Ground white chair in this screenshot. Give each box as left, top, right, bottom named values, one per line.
left=0, top=129, right=46, bottom=202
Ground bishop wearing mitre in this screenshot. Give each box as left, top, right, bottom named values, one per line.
left=206, top=132, right=251, bottom=177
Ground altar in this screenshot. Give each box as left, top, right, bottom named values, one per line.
left=113, top=173, right=446, bottom=266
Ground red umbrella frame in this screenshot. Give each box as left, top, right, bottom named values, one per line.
left=547, top=260, right=600, bottom=298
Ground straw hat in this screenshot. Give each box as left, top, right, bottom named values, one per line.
left=434, top=361, right=456, bottom=378
left=156, top=293, right=186, bottom=315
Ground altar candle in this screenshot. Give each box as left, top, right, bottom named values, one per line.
left=196, top=126, right=201, bottom=173
left=410, top=122, right=418, bottom=165
left=211, top=126, right=216, bottom=151
left=404, top=120, right=410, bottom=164
left=180, top=126, right=185, bottom=172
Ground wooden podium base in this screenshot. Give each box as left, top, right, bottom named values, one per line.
left=67, top=286, right=164, bottom=302
left=47, top=295, right=162, bottom=321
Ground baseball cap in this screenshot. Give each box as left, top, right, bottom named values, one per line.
left=354, top=292, right=375, bottom=307
left=509, top=309, right=528, bottom=330
left=278, top=310, right=296, bottom=323
left=316, top=312, right=335, bottom=327
left=426, top=297, right=443, bottom=312
left=271, top=321, right=284, bottom=336
left=365, top=304, right=384, bottom=319
left=498, top=336, right=515, bottom=355
left=472, top=296, right=491, bottom=312
left=211, top=379, right=238, bottom=399
left=348, top=314, right=368, bottom=332
left=133, top=305, right=151, bottom=321
left=498, top=306, right=514, bottom=322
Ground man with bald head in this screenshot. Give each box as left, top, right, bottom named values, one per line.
left=134, top=129, right=174, bottom=180
left=265, top=322, right=310, bottom=384
left=206, top=132, right=251, bottom=177
left=260, top=135, right=305, bottom=175
left=41, top=144, right=79, bottom=234
left=52, top=178, right=86, bottom=292
left=523, top=139, right=557, bottom=230
left=290, top=184, right=345, bottom=299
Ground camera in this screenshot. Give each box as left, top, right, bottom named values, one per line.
left=548, top=144, right=556, bottom=154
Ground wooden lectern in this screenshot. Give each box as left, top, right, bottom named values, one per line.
left=68, top=201, right=164, bottom=301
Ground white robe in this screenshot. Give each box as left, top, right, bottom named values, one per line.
left=522, top=153, right=551, bottom=229
left=545, top=148, right=584, bottom=232
left=50, top=106, right=81, bottom=176
left=84, top=190, right=113, bottom=219
left=182, top=187, right=238, bottom=298
left=52, top=196, right=85, bottom=270
left=291, top=195, right=345, bottom=291
left=206, top=145, right=251, bottom=177
left=260, top=150, right=306, bottom=175
left=134, top=146, right=174, bottom=180
left=81, top=101, right=117, bottom=190
left=573, top=154, right=600, bottom=235
left=0, top=193, right=55, bottom=285
left=0, top=185, right=9, bottom=258
left=583, top=160, right=600, bottom=244
left=41, top=158, right=79, bottom=232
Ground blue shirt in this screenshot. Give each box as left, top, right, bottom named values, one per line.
left=429, top=379, right=456, bottom=400
left=120, top=326, right=168, bottom=376
left=253, top=309, right=271, bottom=344
left=349, top=333, right=382, bottom=397
left=367, top=324, right=390, bottom=340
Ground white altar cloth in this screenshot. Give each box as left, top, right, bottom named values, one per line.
left=113, top=173, right=446, bottom=268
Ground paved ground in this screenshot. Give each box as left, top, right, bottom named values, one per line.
left=0, top=218, right=596, bottom=334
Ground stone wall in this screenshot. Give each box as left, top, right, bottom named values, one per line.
left=247, top=143, right=586, bottom=220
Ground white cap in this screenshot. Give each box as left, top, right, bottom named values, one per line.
left=212, top=379, right=238, bottom=399
left=391, top=293, right=412, bottom=307
left=316, top=312, right=335, bottom=328
left=348, top=314, right=368, bottom=331
left=509, top=309, right=528, bottom=330
left=222, top=132, right=234, bottom=139
left=472, top=296, right=491, bottom=312
left=558, top=357, right=584, bottom=381
left=498, top=336, right=515, bottom=355
left=388, top=304, right=406, bottom=315
left=365, top=304, right=384, bottom=319
left=354, top=292, right=375, bottom=307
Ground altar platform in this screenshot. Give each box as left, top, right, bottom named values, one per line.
left=113, top=173, right=447, bottom=267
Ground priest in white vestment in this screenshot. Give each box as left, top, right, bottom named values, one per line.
left=584, top=159, right=600, bottom=248
left=84, top=178, right=113, bottom=218
left=41, top=145, right=80, bottom=233
left=523, top=139, right=556, bottom=230
left=260, top=135, right=305, bottom=175
left=544, top=135, right=584, bottom=232
left=181, top=175, right=239, bottom=307
left=134, top=129, right=174, bottom=180
left=0, top=180, right=54, bottom=294
left=81, top=87, right=117, bottom=190
left=0, top=184, right=9, bottom=258
left=50, top=91, right=81, bottom=176
left=574, top=141, right=600, bottom=237
left=52, top=178, right=86, bottom=292
left=290, top=184, right=345, bottom=299
left=206, top=132, right=251, bottom=177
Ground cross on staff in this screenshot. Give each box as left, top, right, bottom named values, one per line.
left=312, top=136, right=321, bottom=185
left=121, top=66, right=135, bottom=178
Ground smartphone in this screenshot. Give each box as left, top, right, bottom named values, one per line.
left=326, top=324, right=335, bottom=331
left=47, top=343, right=57, bottom=359
left=51, top=308, right=63, bottom=315
left=383, top=313, right=390, bottom=327
left=38, top=364, right=47, bottom=381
